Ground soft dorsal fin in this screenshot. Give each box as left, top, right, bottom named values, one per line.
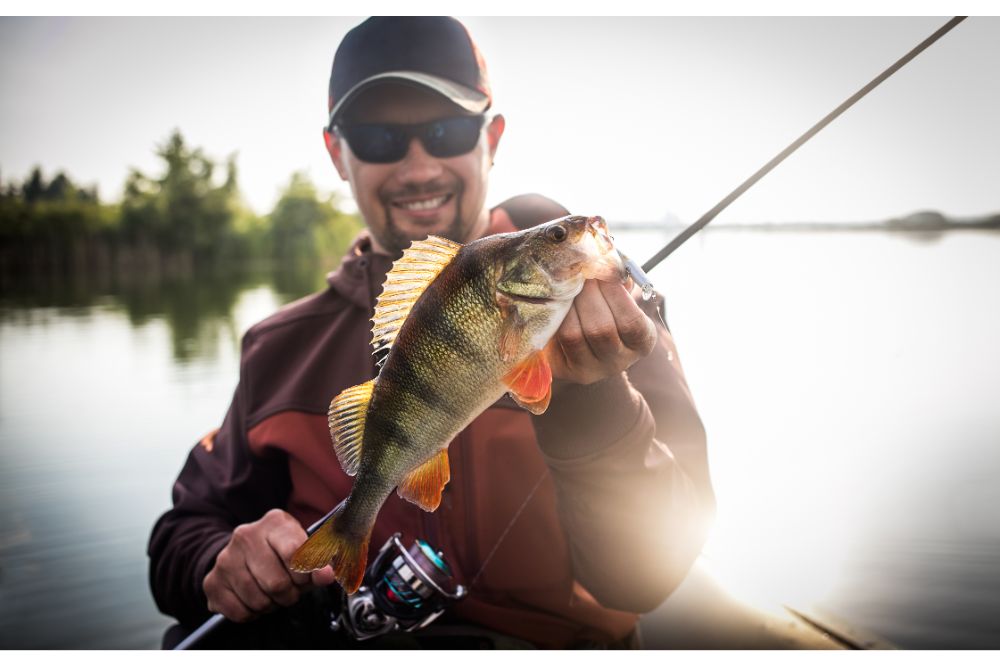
left=371, top=236, right=462, bottom=364
left=327, top=379, right=376, bottom=476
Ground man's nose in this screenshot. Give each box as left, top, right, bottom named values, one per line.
left=394, top=137, right=443, bottom=183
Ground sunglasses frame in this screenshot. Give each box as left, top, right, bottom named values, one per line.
left=330, top=115, right=489, bottom=164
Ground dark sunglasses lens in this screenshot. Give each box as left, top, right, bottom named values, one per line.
left=422, top=117, right=483, bottom=158
left=342, top=125, right=408, bottom=163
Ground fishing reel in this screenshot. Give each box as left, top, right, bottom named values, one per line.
left=328, top=533, right=467, bottom=641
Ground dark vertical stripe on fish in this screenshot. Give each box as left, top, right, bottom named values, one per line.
left=382, top=345, right=451, bottom=415
left=416, top=276, right=492, bottom=366
left=366, top=407, right=417, bottom=455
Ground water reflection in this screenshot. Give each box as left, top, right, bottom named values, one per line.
left=0, top=260, right=331, bottom=364
left=0, top=259, right=337, bottom=648
left=1, top=229, right=999, bottom=649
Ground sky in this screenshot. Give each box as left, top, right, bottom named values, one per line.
left=0, top=15, right=997, bottom=225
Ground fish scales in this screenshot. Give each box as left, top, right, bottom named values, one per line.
left=290, top=216, right=628, bottom=593
left=367, top=242, right=510, bottom=461
left=326, top=243, right=511, bottom=545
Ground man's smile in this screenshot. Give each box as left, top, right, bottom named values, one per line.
left=389, top=192, right=455, bottom=220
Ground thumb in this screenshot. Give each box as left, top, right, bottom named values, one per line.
left=310, top=564, right=336, bottom=588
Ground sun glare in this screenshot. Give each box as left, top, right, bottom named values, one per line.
left=699, top=494, right=855, bottom=610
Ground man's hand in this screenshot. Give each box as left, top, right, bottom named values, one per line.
left=203, top=509, right=336, bottom=622
left=546, top=279, right=658, bottom=385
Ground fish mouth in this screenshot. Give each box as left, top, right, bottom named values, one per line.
left=584, top=216, right=615, bottom=254
left=573, top=217, right=626, bottom=282
left=498, top=291, right=553, bottom=305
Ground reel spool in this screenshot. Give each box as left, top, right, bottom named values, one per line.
left=331, top=533, right=466, bottom=641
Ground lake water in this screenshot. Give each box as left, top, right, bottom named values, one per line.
left=1, top=228, right=998, bottom=649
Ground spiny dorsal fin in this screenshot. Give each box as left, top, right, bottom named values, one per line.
left=371, top=236, right=462, bottom=363
left=397, top=449, right=451, bottom=511
left=328, top=379, right=376, bottom=476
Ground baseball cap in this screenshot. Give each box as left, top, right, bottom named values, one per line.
left=328, top=17, right=493, bottom=128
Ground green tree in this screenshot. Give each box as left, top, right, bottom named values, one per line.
left=266, top=172, right=363, bottom=295
left=0, top=167, right=113, bottom=276
left=269, top=172, right=362, bottom=264
left=120, top=130, right=239, bottom=264
left=23, top=167, right=45, bottom=203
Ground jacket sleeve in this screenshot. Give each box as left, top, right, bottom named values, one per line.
left=531, top=298, right=715, bottom=613
left=147, top=332, right=292, bottom=628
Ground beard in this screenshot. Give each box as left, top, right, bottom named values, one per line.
left=375, top=180, right=467, bottom=257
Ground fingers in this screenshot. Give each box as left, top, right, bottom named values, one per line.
left=251, top=511, right=311, bottom=606
left=246, top=548, right=300, bottom=608
left=574, top=280, right=625, bottom=360
left=237, top=560, right=281, bottom=611
left=205, top=546, right=271, bottom=621
left=310, top=565, right=336, bottom=588
left=552, top=302, right=588, bottom=369
left=204, top=509, right=317, bottom=622
left=205, top=580, right=256, bottom=623
left=263, top=511, right=313, bottom=588
left=550, top=279, right=657, bottom=385
left=214, top=525, right=278, bottom=615
left=598, top=280, right=657, bottom=355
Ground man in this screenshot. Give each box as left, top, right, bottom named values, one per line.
left=149, top=16, right=714, bottom=649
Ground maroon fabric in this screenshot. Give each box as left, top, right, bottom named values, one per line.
left=148, top=197, right=715, bottom=647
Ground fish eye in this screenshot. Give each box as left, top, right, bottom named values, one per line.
left=546, top=224, right=568, bottom=243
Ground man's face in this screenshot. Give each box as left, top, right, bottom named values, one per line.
left=326, top=84, right=505, bottom=256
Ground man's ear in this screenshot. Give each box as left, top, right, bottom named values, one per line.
left=323, top=128, right=350, bottom=181
left=486, top=114, right=505, bottom=164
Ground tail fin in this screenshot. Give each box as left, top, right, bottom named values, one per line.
left=289, top=506, right=370, bottom=594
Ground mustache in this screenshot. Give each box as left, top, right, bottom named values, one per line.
left=379, top=179, right=460, bottom=203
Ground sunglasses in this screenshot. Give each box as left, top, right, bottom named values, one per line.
left=333, top=115, right=487, bottom=164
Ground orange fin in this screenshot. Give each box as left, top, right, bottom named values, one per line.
left=396, top=449, right=451, bottom=511
left=328, top=380, right=375, bottom=476
left=502, top=350, right=552, bottom=415
left=289, top=506, right=370, bottom=594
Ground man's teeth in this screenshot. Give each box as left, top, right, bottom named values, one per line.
left=398, top=195, right=448, bottom=211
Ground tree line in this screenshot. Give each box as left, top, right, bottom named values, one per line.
left=0, top=130, right=362, bottom=280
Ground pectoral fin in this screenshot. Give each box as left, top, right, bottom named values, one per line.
left=502, top=350, right=552, bottom=415
left=397, top=449, right=451, bottom=512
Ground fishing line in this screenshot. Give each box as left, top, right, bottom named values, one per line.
left=469, top=469, right=549, bottom=588
left=639, top=16, right=967, bottom=275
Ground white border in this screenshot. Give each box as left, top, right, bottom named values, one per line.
left=2, top=1, right=1000, bottom=18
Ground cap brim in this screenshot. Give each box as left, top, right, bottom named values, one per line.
left=329, top=71, right=490, bottom=126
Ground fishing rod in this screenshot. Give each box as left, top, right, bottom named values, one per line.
left=175, top=500, right=466, bottom=649
left=175, top=16, right=966, bottom=650
left=619, top=15, right=967, bottom=292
